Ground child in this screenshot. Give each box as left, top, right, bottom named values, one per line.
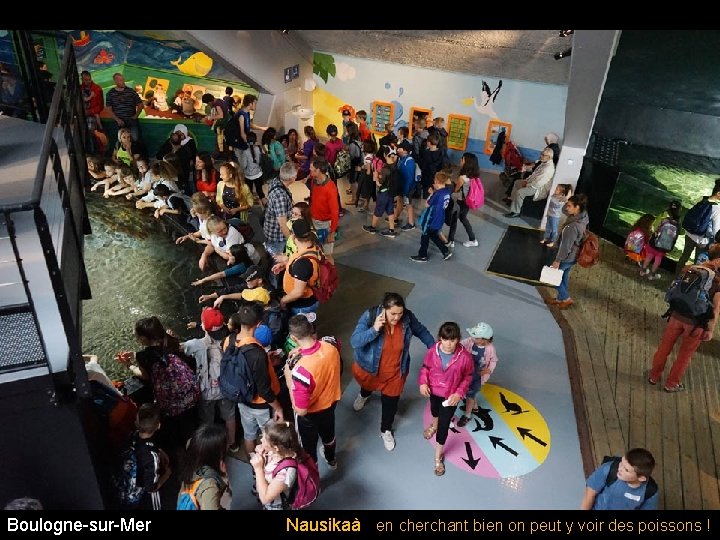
left=356, top=109, right=371, bottom=142
left=150, top=184, right=192, bottom=219
left=242, top=132, right=266, bottom=205
left=356, top=140, right=378, bottom=212
left=250, top=420, right=303, bottom=510
left=418, top=322, right=473, bottom=476
left=418, top=132, right=443, bottom=199
left=213, top=264, right=271, bottom=307
left=86, top=156, right=106, bottom=187
left=115, top=403, right=171, bottom=510
left=581, top=448, right=658, bottom=510
left=624, top=213, right=655, bottom=265
left=177, top=424, right=229, bottom=510
left=378, top=123, right=397, bottom=149
left=542, top=183, right=573, bottom=247
left=429, top=117, right=449, bottom=168
left=90, top=160, right=120, bottom=193
left=410, top=171, right=453, bottom=262
left=641, top=200, right=681, bottom=280
left=394, top=140, right=418, bottom=230
left=104, top=164, right=136, bottom=198
left=456, top=322, right=498, bottom=427
left=362, top=145, right=400, bottom=238
left=135, top=161, right=180, bottom=209
left=181, top=308, right=243, bottom=459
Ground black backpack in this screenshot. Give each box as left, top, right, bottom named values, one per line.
left=682, top=198, right=715, bottom=237
left=260, top=150, right=276, bottom=181
left=601, top=456, right=657, bottom=507
left=664, top=265, right=716, bottom=328
left=218, top=335, right=260, bottom=403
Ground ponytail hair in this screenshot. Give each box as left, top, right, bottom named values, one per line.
left=568, top=193, right=588, bottom=212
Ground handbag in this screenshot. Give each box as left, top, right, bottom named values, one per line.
left=540, top=265, right=564, bottom=286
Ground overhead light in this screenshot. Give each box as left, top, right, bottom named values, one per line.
left=554, top=48, right=572, bottom=60
left=559, top=30, right=574, bottom=37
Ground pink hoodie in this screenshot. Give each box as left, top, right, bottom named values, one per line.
left=418, top=343, right=474, bottom=399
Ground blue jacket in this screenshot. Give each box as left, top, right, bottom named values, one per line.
left=350, top=307, right=435, bottom=376
left=419, top=187, right=450, bottom=233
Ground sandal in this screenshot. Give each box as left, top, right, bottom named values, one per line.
left=434, top=457, right=445, bottom=476
left=423, top=424, right=438, bottom=440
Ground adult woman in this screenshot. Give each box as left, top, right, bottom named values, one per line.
left=273, top=219, right=322, bottom=316
left=295, top=126, right=318, bottom=181
left=115, top=316, right=199, bottom=451
left=113, top=128, right=146, bottom=168
left=546, top=193, right=589, bottom=309
left=350, top=292, right=435, bottom=451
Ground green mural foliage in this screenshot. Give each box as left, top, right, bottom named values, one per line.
left=313, top=52, right=336, bottom=84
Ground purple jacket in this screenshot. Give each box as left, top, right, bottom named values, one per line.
left=418, top=343, right=473, bottom=399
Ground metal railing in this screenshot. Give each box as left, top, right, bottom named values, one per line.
left=1, top=34, right=92, bottom=399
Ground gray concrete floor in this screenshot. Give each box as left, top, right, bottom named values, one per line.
left=227, top=172, right=584, bottom=509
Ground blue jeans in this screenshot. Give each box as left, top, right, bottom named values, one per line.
left=290, top=301, right=319, bottom=317
left=556, top=261, right=576, bottom=301
left=544, top=216, right=560, bottom=243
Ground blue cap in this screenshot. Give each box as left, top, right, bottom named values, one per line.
left=254, top=324, right=272, bottom=347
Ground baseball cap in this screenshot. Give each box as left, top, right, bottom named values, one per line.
left=241, top=265, right=261, bottom=282
left=397, top=140, right=413, bottom=153
left=292, top=219, right=312, bottom=239
left=201, top=307, right=225, bottom=332
left=254, top=324, right=272, bottom=347
left=467, top=322, right=493, bottom=340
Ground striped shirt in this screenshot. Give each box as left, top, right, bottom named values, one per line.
left=106, top=86, right=143, bottom=121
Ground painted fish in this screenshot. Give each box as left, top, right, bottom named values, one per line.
left=170, top=52, right=213, bottom=77
left=94, top=49, right=114, bottom=64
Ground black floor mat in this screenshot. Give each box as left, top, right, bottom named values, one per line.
left=486, top=225, right=554, bottom=284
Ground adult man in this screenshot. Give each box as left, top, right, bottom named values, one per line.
left=284, top=314, right=342, bottom=467
left=233, top=94, right=267, bottom=159
left=675, top=179, right=720, bottom=273
left=80, top=70, right=104, bottom=128
left=309, top=158, right=340, bottom=262
left=648, top=246, right=720, bottom=392
left=105, top=73, right=144, bottom=141
left=263, top=162, right=295, bottom=258
left=504, top=148, right=555, bottom=218
left=274, top=220, right=321, bottom=316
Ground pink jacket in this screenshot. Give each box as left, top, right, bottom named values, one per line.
left=460, top=338, right=498, bottom=385
left=418, top=343, right=474, bottom=399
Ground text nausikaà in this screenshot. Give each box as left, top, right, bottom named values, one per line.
left=287, top=518, right=361, bottom=532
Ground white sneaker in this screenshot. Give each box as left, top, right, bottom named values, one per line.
left=463, top=240, right=478, bottom=247
left=353, top=393, right=370, bottom=411
left=447, top=241, right=455, bottom=248
left=381, top=430, right=396, bottom=451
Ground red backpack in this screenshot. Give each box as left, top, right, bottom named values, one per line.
left=301, top=251, right=339, bottom=303
left=577, top=231, right=600, bottom=268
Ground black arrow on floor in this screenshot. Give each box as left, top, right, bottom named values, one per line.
left=472, top=419, right=483, bottom=432
left=517, top=427, right=547, bottom=447
left=462, top=441, right=480, bottom=469
left=449, top=425, right=460, bottom=434
left=489, top=436, right=518, bottom=457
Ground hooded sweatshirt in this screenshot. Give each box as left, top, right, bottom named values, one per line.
left=555, top=210, right=589, bottom=263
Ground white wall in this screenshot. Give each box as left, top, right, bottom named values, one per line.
left=312, top=53, right=568, bottom=168
left=182, top=30, right=314, bottom=131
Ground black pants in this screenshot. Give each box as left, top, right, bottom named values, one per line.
left=429, top=394, right=457, bottom=445
left=419, top=228, right=449, bottom=258
left=245, top=177, right=265, bottom=200
left=359, top=388, right=400, bottom=432
left=448, top=199, right=476, bottom=242
left=296, top=402, right=337, bottom=463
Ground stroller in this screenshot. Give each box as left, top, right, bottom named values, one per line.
left=499, top=139, right=525, bottom=187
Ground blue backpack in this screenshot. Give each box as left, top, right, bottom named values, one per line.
left=682, top=198, right=714, bottom=237
left=218, top=335, right=258, bottom=404
left=113, top=436, right=145, bottom=506
left=177, top=470, right=224, bottom=510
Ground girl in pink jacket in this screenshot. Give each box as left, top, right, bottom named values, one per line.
left=418, top=322, right=473, bottom=476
